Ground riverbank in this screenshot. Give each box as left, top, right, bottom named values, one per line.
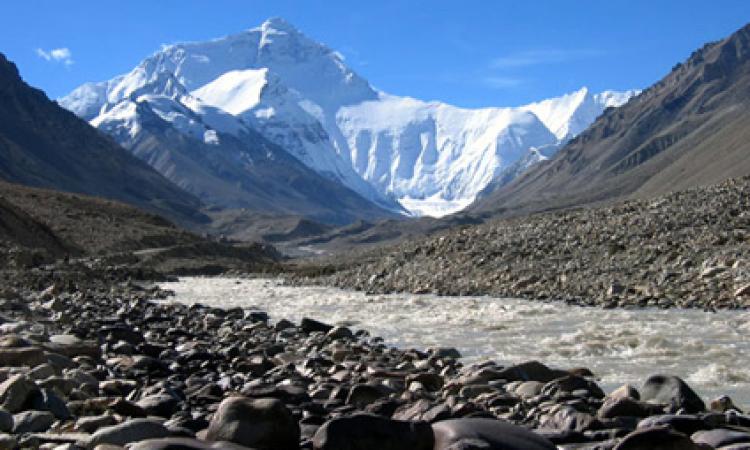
left=0, top=263, right=748, bottom=449
left=299, top=176, right=750, bottom=310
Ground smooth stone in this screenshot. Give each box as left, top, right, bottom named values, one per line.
left=640, top=375, right=705, bottom=413
left=128, top=437, right=255, bottom=450
left=598, top=396, right=663, bottom=419
left=136, top=394, right=179, bottom=418
left=346, top=384, right=385, bottom=408
left=0, top=409, right=11, bottom=433
left=0, top=434, right=16, bottom=450
left=692, top=429, right=750, bottom=447
left=86, top=419, right=171, bottom=448
left=613, top=425, right=700, bottom=450
left=12, top=410, right=55, bottom=433
left=637, top=414, right=708, bottom=435
left=74, top=415, right=117, bottom=433
left=495, top=361, right=567, bottom=383
left=300, top=318, right=334, bottom=334
left=432, top=418, right=556, bottom=450
left=313, top=413, right=434, bottom=450
left=0, top=374, right=39, bottom=412
left=204, top=396, right=299, bottom=450
left=608, top=384, right=640, bottom=401
left=515, top=381, right=545, bottom=399
left=326, top=326, right=354, bottom=340
left=539, top=406, right=601, bottom=432
left=0, top=347, right=47, bottom=367
left=32, top=388, right=73, bottom=420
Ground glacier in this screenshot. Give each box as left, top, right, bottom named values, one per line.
left=60, top=17, right=638, bottom=218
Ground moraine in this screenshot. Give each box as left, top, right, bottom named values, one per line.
left=161, top=276, right=750, bottom=409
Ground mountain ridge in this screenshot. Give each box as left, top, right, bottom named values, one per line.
left=470, top=22, right=750, bottom=217
left=60, top=18, right=636, bottom=217
left=0, top=52, right=207, bottom=227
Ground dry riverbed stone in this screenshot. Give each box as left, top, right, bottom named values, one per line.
left=204, top=396, right=299, bottom=450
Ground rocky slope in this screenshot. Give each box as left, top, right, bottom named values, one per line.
left=0, top=261, right=743, bottom=449
left=472, top=22, right=750, bottom=217
left=61, top=18, right=635, bottom=217
left=0, top=181, right=280, bottom=274
left=0, top=53, right=205, bottom=227
left=305, top=176, right=750, bottom=310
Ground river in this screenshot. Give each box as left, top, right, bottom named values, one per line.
left=160, top=276, right=750, bottom=408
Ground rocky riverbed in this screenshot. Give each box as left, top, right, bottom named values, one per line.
left=0, top=260, right=749, bottom=449
left=302, top=176, right=750, bottom=310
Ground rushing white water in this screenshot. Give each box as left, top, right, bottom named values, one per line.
left=160, top=277, right=750, bottom=408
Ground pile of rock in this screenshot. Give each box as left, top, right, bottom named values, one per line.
left=0, top=268, right=747, bottom=449
left=314, top=176, right=750, bottom=310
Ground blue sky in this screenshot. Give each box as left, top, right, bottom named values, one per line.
left=2, top=0, right=749, bottom=107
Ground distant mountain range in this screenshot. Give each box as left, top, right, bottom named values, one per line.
left=472, top=22, right=750, bottom=217
left=60, top=18, right=635, bottom=218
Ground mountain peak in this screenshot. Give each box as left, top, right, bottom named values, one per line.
left=0, top=52, right=20, bottom=86
left=257, top=17, right=300, bottom=34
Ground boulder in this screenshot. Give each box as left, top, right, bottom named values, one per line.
left=0, top=347, right=46, bottom=367
left=300, top=318, right=333, bottom=334
left=12, top=410, right=55, bottom=433
left=494, top=361, right=567, bottom=383
left=613, top=425, right=700, bottom=450
left=204, top=397, right=299, bottom=450
left=0, top=374, right=39, bottom=412
left=86, top=419, right=171, bottom=448
left=432, top=418, right=556, bottom=450
left=692, top=429, right=750, bottom=448
left=136, top=394, right=180, bottom=418
left=313, top=413, right=433, bottom=450
left=640, top=375, right=705, bottom=413
left=128, top=437, right=256, bottom=450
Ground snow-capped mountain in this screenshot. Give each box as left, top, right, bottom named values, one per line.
left=60, top=17, right=637, bottom=218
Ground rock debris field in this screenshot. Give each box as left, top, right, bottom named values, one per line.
left=317, top=176, right=750, bottom=311
left=0, top=260, right=748, bottom=449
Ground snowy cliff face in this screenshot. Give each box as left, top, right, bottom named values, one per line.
left=60, top=17, right=637, bottom=217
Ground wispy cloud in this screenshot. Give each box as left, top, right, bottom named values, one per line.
left=482, top=76, right=524, bottom=89
left=491, top=48, right=603, bottom=69
left=36, top=47, right=74, bottom=66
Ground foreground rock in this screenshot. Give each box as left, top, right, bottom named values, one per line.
left=0, top=260, right=744, bottom=450
left=204, top=397, right=299, bottom=449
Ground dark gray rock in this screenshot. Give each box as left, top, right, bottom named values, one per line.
left=346, top=384, right=386, bottom=408
left=204, top=396, right=299, bottom=450
left=637, top=414, right=708, bottom=435
left=0, top=347, right=46, bottom=367
left=136, top=394, right=180, bottom=418
left=313, top=413, right=434, bottom=450
left=86, top=418, right=171, bottom=447
left=129, top=437, right=256, bottom=450
left=640, top=375, right=705, bottom=413
left=597, top=396, right=663, bottom=419
left=301, top=317, right=334, bottom=334
left=692, top=428, right=750, bottom=448
left=0, top=374, right=39, bottom=412
left=432, top=418, right=556, bottom=450
left=12, top=410, right=55, bottom=433
left=613, top=425, right=700, bottom=450
left=496, top=361, right=567, bottom=383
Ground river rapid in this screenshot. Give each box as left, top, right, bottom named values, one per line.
left=160, top=277, right=750, bottom=408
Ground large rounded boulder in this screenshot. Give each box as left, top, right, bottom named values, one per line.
left=204, top=396, right=299, bottom=450
left=312, top=413, right=434, bottom=450
left=432, top=418, right=556, bottom=450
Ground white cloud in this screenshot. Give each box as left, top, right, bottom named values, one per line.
left=482, top=76, right=524, bottom=89
left=491, top=49, right=603, bottom=69
left=36, top=47, right=74, bottom=66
